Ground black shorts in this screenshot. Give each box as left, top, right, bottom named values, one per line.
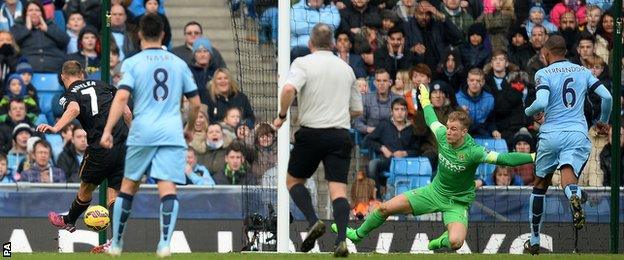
left=288, top=127, right=353, bottom=183
left=79, top=144, right=126, bottom=190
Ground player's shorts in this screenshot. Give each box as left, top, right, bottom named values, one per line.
left=79, top=144, right=126, bottom=190
left=288, top=127, right=352, bottom=184
left=124, top=145, right=186, bottom=185
left=403, top=185, right=469, bottom=227
left=535, top=131, right=591, bottom=178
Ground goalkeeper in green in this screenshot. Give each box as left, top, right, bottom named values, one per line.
left=332, top=84, right=535, bottom=250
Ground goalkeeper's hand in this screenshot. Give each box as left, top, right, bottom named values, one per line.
left=418, top=84, right=431, bottom=107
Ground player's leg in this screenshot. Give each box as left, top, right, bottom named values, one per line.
left=49, top=181, right=98, bottom=232
left=429, top=198, right=469, bottom=250
left=429, top=222, right=467, bottom=250
left=156, top=180, right=179, bottom=257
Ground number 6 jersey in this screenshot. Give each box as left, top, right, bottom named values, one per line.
left=533, top=60, right=601, bottom=136
left=117, top=48, right=198, bottom=147
left=61, top=79, right=129, bottom=149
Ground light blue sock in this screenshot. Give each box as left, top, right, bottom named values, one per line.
left=564, top=184, right=582, bottom=200
left=111, top=193, right=133, bottom=248
left=529, top=188, right=547, bottom=246
left=158, top=194, right=179, bottom=249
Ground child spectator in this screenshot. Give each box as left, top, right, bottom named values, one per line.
left=436, top=46, right=465, bottom=92
left=525, top=4, right=558, bottom=36
left=350, top=170, right=380, bottom=219
left=583, top=5, right=601, bottom=35
left=356, top=78, right=369, bottom=95
left=0, top=74, right=39, bottom=122
left=510, top=128, right=535, bottom=185
left=485, top=165, right=523, bottom=186
left=66, top=26, right=101, bottom=76
left=65, top=11, right=85, bottom=54
left=196, top=123, right=228, bottom=176
left=220, top=107, right=241, bottom=147
left=15, top=59, right=37, bottom=100
left=184, top=147, right=215, bottom=186
left=0, top=152, right=15, bottom=183
left=251, top=123, right=276, bottom=183
left=460, top=23, right=491, bottom=70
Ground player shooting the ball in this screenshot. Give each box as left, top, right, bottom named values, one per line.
left=331, top=84, right=535, bottom=251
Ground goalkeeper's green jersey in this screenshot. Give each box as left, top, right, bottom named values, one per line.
left=422, top=105, right=534, bottom=204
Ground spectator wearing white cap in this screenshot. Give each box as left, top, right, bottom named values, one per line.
left=6, top=122, right=31, bottom=174
left=188, top=37, right=217, bottom=105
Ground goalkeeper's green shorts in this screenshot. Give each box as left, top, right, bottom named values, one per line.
left=403, top=185, right=469, bottom=227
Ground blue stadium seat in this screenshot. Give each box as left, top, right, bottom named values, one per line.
left=38, top=92, right=58, bottom=123
left=32, top=73, right=63, bottom=92
left=53, top=10, right=66, bottom=32
left=384, top=157, right=432, bottom=198
left=34, top=114, right=48, bottom=126
left=45, top=133, right=64, bottom=162
left=475, top=163, right=496, bottom=181
left=474, top=138, right=508, bottom=152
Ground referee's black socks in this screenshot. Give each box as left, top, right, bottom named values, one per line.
left=63, top=196, right=91, bottom=224
left=332, top=197, right=349, bottom=244
left=289, top=184, right=319, bottom=227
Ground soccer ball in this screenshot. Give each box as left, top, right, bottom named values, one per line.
left=84, top=205, right=110, bottom=232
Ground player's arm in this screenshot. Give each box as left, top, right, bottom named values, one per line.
left=278, top=84, right=297, bottom=119
left=417, top=84, right=446, bottom=137
left=525, top=73, right=549, bottom=116
left=592, top=84, right=612, bottom=124
left=36, top=101, right=79, bottom=133
left=100, top=88, right=130, bottom=148
left=122, top=105, right=133, bottom=128
left=481, top=150, right=535, bottom=166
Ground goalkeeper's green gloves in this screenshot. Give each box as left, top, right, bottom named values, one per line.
left=418, top=84, right=431, bottom=108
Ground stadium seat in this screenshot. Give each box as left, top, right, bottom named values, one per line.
left=474, top=138, right=508, bottom=153
left=475, top=163, right=496, bottom=181
left=45, top=133, right=64, bottom=162
left=37, top=91, right=58, bottom=124
left=32, top=73, right=63, bottom=92
left=34, top=114, right=48, bottom=126
left=53, top=10, right=66, bottom=32
left=384, top=157, right=432, bottom=198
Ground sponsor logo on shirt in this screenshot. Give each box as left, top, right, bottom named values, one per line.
left=439, top=154, right=466, bottom=173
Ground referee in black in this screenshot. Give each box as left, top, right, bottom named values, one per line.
left=273, top=23, right=363, bottom=257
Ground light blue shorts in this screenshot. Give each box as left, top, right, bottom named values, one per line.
left=124, top=146, right=186, bottom=185
left=535, top=131, right=591, bottom=178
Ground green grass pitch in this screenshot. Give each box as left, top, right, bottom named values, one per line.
left=8, top=253, right=623, bottom=259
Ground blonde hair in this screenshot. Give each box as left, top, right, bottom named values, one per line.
left=208, top=68, right=240, bottom=102
left=448, top=110, right=472, bottom=129
left=583, top=54, right=606, bottom=67
left=0, top=31, right=19, bottom=54
left=392, top=69, right=413, bottom=93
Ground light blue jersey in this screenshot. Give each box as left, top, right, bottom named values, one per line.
left=533, top=60, right=601, bottom=136
left=118, top=48, right=198, bottom=147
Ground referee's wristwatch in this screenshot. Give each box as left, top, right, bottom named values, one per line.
left=278, top=113, right=287, bottom=119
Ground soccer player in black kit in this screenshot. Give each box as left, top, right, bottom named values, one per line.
left=36, top=60, right=132, bottom=252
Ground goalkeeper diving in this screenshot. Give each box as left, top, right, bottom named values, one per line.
left=331, top=84, right=535, bottom=250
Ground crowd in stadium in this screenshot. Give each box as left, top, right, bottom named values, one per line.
left=0, top=0, right=621, bottom=204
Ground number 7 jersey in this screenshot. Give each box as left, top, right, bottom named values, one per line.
left=118, top=48, right=198, bottom=147
left=534, top=60, right=601, bottom=135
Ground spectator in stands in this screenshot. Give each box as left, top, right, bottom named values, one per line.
left=212, top=143, right=249, bottom=185
left=259, top=5, right=278, bottom=44
left=594, top=10, right=614, bottom=65
left=250, top=122, right=276, bottom=183
left=64, top=0, right=101, bottom=30
left=290, top=0, right=340, bottom=61
left=510, top=127, right=535, bottom=185
left=172, top=21, right=226, bottom=68
left=407, top=63, right=432, bottom=114
left=526, top=25, right=548, bottom=84
left=558, top=11, right=582, bottom=58
left=583, top=5, right=601, bottom=35
left=508, top=24, right=534, bottom=71
left=390, top=69, right=412, bottom=96
left=187, top=107, right=209, bottom=154
left=365, top=98, right=420, bottom=199
left=550, top=0, right=586, bottom=28
left=350, top=170, right=379, bottom=220
left=403, top=0, right=463, bottom=72
left=0, top=31, right=19, bottom=90
left=56, top=127, right=86, bottom=183
left=460, top=23, right=491, bottom=70
left=339, top=0, right=382, bottom=36
left=492, top=67, right=533, bottom=149
left=110, top=4, right=138, bottom=61
left=66, top=26, right=101, bottom=76
left=19, top=139, right=65, bottom=183
left=379, top=10, right=399, bottom=41
left=373, top=27, right=413, bottom=81
left=601, top=125, right=624, bottom=187
left=525, top=4, right=557, bottom=37
left=354, top=69, right=400, bottom=136
left=487, top=166, right=522, bottom=186
left=135, top=0, right=171, bottom=47
left=455, top=68, right=495, bottom=138
left=572, top=32, right=596, bottom=67
left=15, top=60, right=37, bottom=101
left=335, top=32, right=367, bottom=78
left=359, top=44, right=375, bottom=76
left=234, top=122, right=255, bottom=163
left=221, top=107, right=241, bottom=147
left=356, top=78, right=369, bottom=94
left=436, top=45, right=464, bottom=92
left=0, top=153, right=15, bottom=183
left=128, top=0, right=166, bottom=18
left=440, top=0, right=474, bottom=37
left=11, top=1, right=68, bottom=72
left=206, top=68, right=255, bottom=127
left=0, top=0, right=22, bottom=32
left=413, top=80, right=455, bottom=172
left=0, top=99, right=32, bottom=152
left=18, top=135, right=39, bottom=173
left=578, top=123, right=609, bottom=186
left=4, top=122, right=30, bottom=173
left=189, top=37, right=218, bottom=104
left=477, top=0, right=515, bottom=52
left=196, top=123, right=228, bottom=176
left=393, top=0, right=414, bottom=23
left=65, top=11, right=85, bottom=54
left=0, top=75, right=39, bottom=122
left=184, top=147, right=215, bottom=186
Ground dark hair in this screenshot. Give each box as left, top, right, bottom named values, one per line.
left=22, top=1, right=46, bottom=21
left=254, top=122, right=275, bottom=143
left=226, top=142, right=244, bottom=156
left=391, top=97, right=408, bottom=109
left=9, top=97, right=25, bottom=108
left=410, top=63, right=432, bottom=80
left=387, top=26, right=404, bottom=37
left=543, top=34, right=567, bottom=57
left=0, top=153, right=6, bottom=162
left=184, top=21, right=203, bottom=34
left=310, top=23, right=333, bottom=50
left=67, top=11, right=84, bottom=20
left=374, top=68, right=390, bottom=77
left=72, top=124, right=84, bottom=135
left=143, top=0, right=160, bottom=6
left=139, top=14, right=164, bottom=41
left=225, top=106, right=242, bottom=117
left=33, top=139, right=51, bottom=153
left=531, top=24, right=547, bottom=36
left=577, top=31, right=595, bottom=46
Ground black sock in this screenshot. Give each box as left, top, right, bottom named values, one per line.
left=332, top=198, right=350, bottom=244
left=63, top=196, right=91, bottom=224
left=108, top=200, right=115, bottom=238
left=289, top=183, right=318, bottom=226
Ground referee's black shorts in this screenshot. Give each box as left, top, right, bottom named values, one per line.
left=288, top=127, right=353, bottom=184
left=79, top=143, right=126, bottom=190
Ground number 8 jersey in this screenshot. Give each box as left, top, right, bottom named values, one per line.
left=118, top=48, right=198, bottom=147
left=533, top=60, right=601, bottom=136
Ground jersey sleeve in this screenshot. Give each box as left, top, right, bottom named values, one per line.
left=534, top=69, right=549, bottom=92
left=60, top=91, right=80, bottom=110
left=586, top=69, right=601, bottom=93
left=117, top=61, right=135, bottom=91
left=478, top=148, right=535, bottom=166
left=285, top=60, right=307, bottom=92
left=181, top=65, right=199, bottom=97
left=423, top=105, right=446, bottom=142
